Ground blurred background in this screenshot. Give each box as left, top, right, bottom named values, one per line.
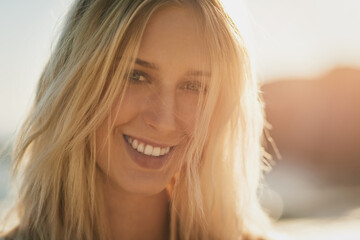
left=1, top=0, right=360, bottom=239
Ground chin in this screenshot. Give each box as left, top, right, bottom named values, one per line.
left=108, top=132, right=181, bottom=196
left=96, top=127, right=183, bottom=196
left=113, top=168, right=173, bottom=196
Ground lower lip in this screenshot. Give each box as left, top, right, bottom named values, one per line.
left=122, top=135, right=173, bottom=170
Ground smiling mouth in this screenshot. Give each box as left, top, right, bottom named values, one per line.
left=123, top=135, right=173, bottom=157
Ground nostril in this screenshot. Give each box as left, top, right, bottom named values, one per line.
left=142, top=97, right=177, bottom=132
left=143, top=110, right=177, bottom=132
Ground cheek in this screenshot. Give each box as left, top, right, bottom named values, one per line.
left=95, top=119, right=111, bottom=169
left=176, top=93, right=200, bottom=134
left=111, top=87, right=145, bottom=124
left=95, top=88, right=145, bottom=163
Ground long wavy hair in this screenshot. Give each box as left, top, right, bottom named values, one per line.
left=0, top=0, right=272, bottom=239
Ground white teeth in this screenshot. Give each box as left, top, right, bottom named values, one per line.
left=132, top=139, right=138, bottom=149
left=152, top=147, right=160, bottom=157
left=144, top=145, right=153, bottom=155
left=137, top=143, right=144, bottom=153
left=160, top=148, right=166, bottom=155
left=125, top=135, right=171, bottom=157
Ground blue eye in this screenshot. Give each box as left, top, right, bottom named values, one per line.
left=128, top=70, right=148, bottom=83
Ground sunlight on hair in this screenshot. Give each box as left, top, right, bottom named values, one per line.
left=0, top=1, right=273, bottom=239
left=221, top=0, right=254, bottom=49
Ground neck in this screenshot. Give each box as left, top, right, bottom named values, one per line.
left=101, top=177, right=170, bottom=240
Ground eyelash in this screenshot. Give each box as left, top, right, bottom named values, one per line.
left=128, top=70, right=150, bottom=83
left=181, top=81, right=207, bottom=93
left=127, top=70, right=207, bottom=93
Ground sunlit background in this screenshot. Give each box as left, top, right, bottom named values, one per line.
left=1, top=0, right=360, bottom=239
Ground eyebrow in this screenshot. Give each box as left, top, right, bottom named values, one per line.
left=135, top=58, right=211, bottom=77
left=135, top=58, right=159, bottom=70
left=185, top=70, right=211, bottom=78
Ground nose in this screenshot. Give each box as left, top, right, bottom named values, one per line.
left=142, top=89, right=177, bottom=133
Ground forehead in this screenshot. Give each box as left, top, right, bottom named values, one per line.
left=137, top=6, right=210, bottom=73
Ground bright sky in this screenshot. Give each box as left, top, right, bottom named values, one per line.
left=1, top=0, right=360, bottom=137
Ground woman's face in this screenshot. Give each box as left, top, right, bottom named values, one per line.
left=96, top=6, right=210, bottom=195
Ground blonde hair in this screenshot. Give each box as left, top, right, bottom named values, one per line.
left=0, top=0, right=271, bottom=239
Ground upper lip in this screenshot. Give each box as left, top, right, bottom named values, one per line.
left=124, top=134, right=176, bottom=148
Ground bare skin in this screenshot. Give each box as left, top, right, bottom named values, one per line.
left=101, top=174, right=170, bottom=240
left=96, top=5, right=208, bottom=240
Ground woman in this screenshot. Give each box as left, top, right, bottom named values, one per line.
left=0, top=0, right=272, bottom=239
